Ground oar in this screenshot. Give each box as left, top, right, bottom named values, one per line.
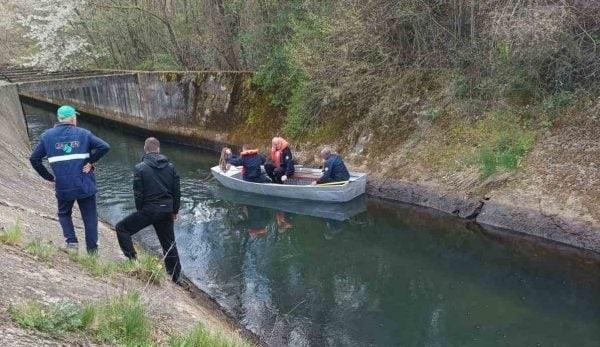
left=315, top=180, right=349, bottom=186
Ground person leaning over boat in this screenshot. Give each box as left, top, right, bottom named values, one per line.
left=225, top=144, right=270, bottom=183
left=313, top=147, right=350, bottom=185
left=30, top=105, right=110, bottom=253
left=265, top=136, right=295, bottom=184
left=115, top=137, right=182, bottom=282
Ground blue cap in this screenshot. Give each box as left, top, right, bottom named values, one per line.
left=57, top=105, right=79, bottom=120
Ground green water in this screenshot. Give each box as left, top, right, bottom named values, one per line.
left=25, top=103, right=600, bottom=347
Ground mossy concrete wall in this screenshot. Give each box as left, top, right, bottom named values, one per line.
left=17, top=71, right=264, bottom=149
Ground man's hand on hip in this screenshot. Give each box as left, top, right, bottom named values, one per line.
left=83, top=163, right=94, bottom=174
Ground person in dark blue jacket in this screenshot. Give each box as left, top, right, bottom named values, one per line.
left=315, top=147, right=350, bottom=184
left=226, top=145, right=270, bottom=183
left=30, top=105, right=110, bottom=253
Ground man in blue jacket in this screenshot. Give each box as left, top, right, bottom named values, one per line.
left=315, top=147, right=350, bottom=184
left=30, top=105, right=110, bottom=253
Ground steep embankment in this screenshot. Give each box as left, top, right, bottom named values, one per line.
left=281, top=73, right=600, bottom=253
left=0, top=82, right=255, bottom=346
left=16, top=71, right=600, bottom=254
left=234, top=71, right=600, bottom=254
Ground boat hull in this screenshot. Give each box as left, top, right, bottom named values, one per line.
left=210, top=166, right=367, bottom=202
left=212, top=185, right=367, bottom=220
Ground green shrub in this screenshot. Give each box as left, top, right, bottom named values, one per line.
left=69, top=248, right=166, bottom=284
left=9, top=300, right=87, bottom=334
left=135, top=53, right=181, bottom=71
left=282, top=78, right=313, bottom=138
left=425, top=107, right=442, bottom=122
left=476, top=129, right=535, bottom=178
left=504, top=69, right=540, bottom=104
left=11, top=293, right=154, bottom=346
left=253, top=9, right=331, bottom=139
left=24, top=239, right=56, bottom=261
left=86, top=291, right=153, bottom=347
left=0, top=221, right=22, bottom=245
left=69, top=252, right=120, bottom=277
left=452, top=74, right=470, bottom=98
left=169, top=323, right=253, bottom=347
left=543, top=91, right=573, bottom=115
left=123, top=251, right=166, bottom=285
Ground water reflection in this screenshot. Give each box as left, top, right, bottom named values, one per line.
left=24, top=103, right=600, bottom=347
left=213, top=185, right=367, bottom=221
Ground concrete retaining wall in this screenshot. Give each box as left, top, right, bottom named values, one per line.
left=0, top=82, right=28, bottom=150
left=18, top=71, right=253, bottom=147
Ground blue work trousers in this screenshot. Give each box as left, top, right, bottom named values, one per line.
left=57, top=195, right=98, bottom=252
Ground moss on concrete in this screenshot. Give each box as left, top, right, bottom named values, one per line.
left=229, top=77, right=285, bottom=146
left=163, top=72, right=183, bottom=83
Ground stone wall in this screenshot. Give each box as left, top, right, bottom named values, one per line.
left=18, top=72, right=253, bottom=148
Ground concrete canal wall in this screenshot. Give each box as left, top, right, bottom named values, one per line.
left=0, top=82, right=28, bottom=150
left=18, top=71, right=263, bottom=150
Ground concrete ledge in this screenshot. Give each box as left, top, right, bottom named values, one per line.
left=477, top=200, right=600, bottom=253
left=366, top=178, right=483, bottom=219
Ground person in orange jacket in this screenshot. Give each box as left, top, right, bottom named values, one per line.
left=265, top=137, right=295, bottom=184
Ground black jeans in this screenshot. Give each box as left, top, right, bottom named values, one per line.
left=265, top=163, right=284, bottom=184
left=115, top=211, right=181, bottom=282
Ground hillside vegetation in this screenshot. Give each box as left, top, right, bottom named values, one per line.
left=3, top=1, right=599, bottom=180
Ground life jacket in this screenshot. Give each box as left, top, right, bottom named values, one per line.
left=270, top=138, right=289, bottom=168
left=248, top=228, right=268, bottom=237
left=241, top=149, right=259, bottom=156
left=240, top=149, right=259, bottom=176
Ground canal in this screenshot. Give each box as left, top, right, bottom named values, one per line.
left=24, top=103, right=600, bottom=346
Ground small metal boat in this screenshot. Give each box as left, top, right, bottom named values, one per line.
left=210, top=166, right=367, bottom=202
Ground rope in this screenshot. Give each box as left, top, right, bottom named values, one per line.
left=219, top=148, right=231, bottom=172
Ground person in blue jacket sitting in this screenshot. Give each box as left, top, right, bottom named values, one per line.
left=225, top=144, right=271, bottom=183
left=313, top=147, right=350, bottom=185
left=30, top=105, right=110, bottom=253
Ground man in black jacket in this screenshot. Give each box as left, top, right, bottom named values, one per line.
left=115, top=137, right=181, bottom=282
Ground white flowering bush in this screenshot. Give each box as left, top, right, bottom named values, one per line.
left=17, top=0, right=99, bottom=70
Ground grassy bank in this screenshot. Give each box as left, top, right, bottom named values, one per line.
left=10, top=291, right=252, bottom=347
left=1, top=221, right=253, bottom=347
left=0, top=221, right=166, bottom=284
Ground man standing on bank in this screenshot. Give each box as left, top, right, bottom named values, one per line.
left=115, top=137, right=182, bottom=282
left=30, top=105, right=110, bottom=253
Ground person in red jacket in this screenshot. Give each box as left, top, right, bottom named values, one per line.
left=265, top=137, right=295, bottom=184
